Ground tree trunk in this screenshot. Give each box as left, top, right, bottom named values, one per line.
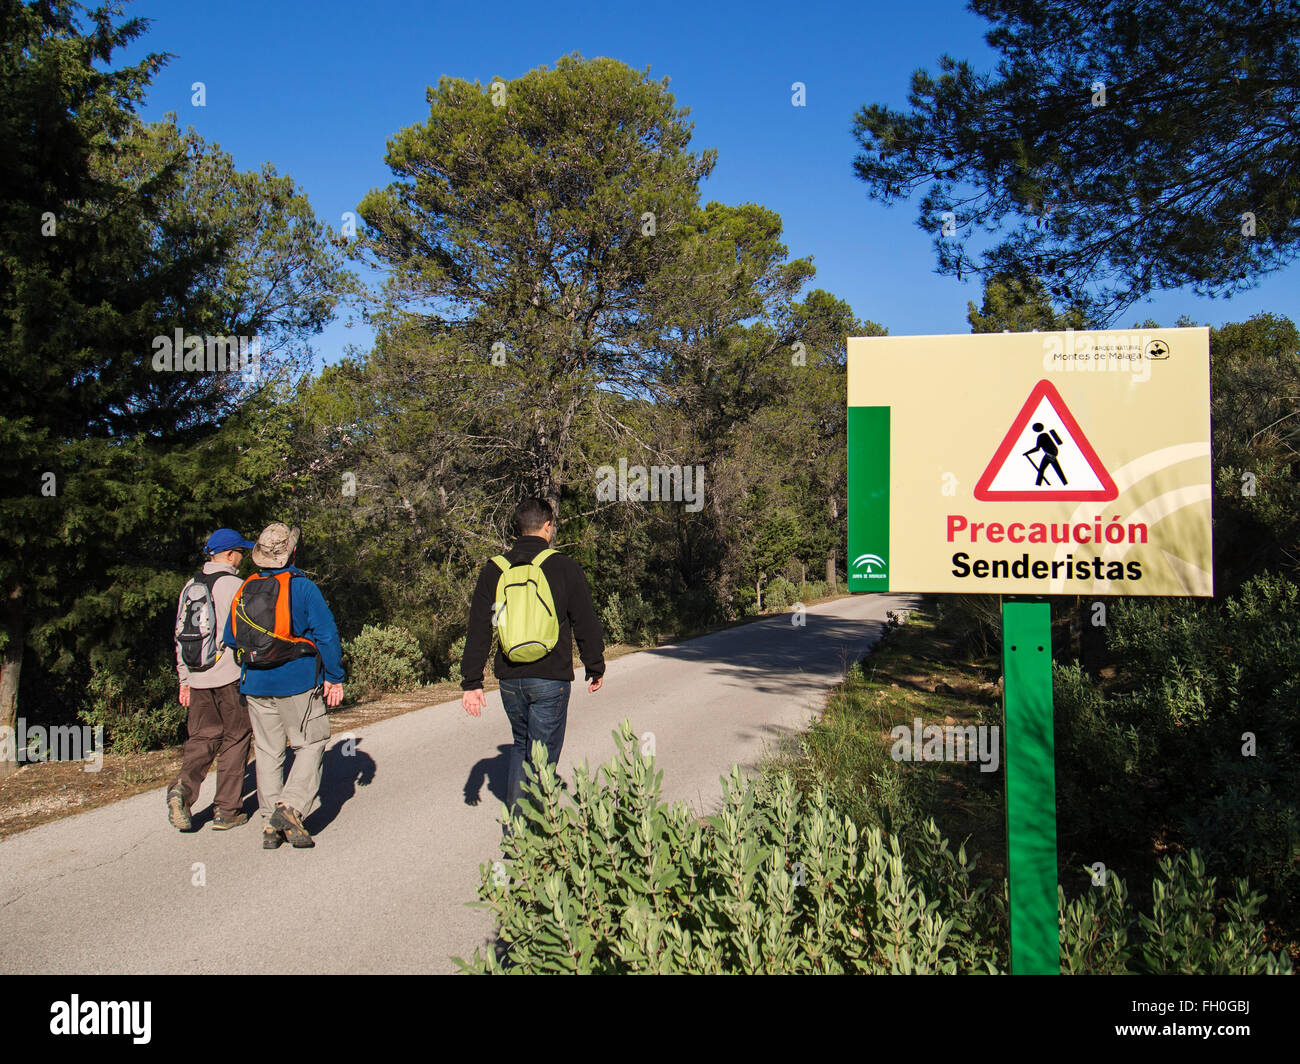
left=827, top=493, right=839, bottom=588
left=0, top=588, right=23, bottom=779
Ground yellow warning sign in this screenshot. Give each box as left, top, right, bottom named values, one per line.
left=847, top=328, right=1212, bottom=597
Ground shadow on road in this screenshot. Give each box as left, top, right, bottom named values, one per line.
left=464, top=744, right=511, bottom=808
left=305, top=740, right=376, bottom=835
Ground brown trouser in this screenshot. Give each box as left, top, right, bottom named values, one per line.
left=174, top=681, right=252, bottom=816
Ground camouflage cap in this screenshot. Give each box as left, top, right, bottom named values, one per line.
left=251, top=523, right=299, bottom=569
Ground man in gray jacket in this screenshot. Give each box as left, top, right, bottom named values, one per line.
left=167, top=528, right=255, bottom=831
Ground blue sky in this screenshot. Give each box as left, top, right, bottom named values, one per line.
left=119, top=0, right=1300, bottom=368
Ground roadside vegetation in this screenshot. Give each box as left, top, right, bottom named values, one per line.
left=459, top=596, right=1298, bottom=972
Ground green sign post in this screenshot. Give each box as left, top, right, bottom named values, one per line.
left=1000, top=598, right=1058, bottom=974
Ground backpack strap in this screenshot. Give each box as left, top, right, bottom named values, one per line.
left=490, top=555, right=510, bottom=573
left=192, top=569, right=242, bottom=604
left=274, top=570, right=319, bottom=656
left=530, top=548, right=557, bottom=567
left=193, top=570, right=222, bottom=593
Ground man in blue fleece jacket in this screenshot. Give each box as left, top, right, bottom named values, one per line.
left=225, top=523, right=344, bottom=850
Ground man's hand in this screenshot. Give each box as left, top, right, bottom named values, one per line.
left=179, top=684, right=190, bottom=707
left=462, top=688, right=486, bottom=717
left=323, top=681, right=343, bottom=708
left=588, top=676, right=603, bottom=694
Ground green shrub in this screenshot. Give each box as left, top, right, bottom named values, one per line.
left=802, top=579, right=830, bottom=602
left=445, top=634, right=466, bottom=685
left=1107, top=573, right=1299, bottom=706
left=1058, top=854, right=1291, bottom=974
left=672, top=584, right=725, bottom=632
left=456, top=723, right=1292, bottom=974
left=456, top=721, right=1005, bottom=974
left=1183, top=776, right=1300, bottom=911
left=1055, top=848, right=1289, bottom=972
left=444, top=632, right=499, bottom=686
left=1061, top=574, right=1300, bottom=925
left=80, top=658, right=185, bottom=753
left=1134, top=851, right=1290, bottom=974
left=936, top=595, right=1001, bottom=656
left=1058, top=871, right=1134, bottom=974
left=343, top=624, right=425, bottom=697
left=629, top=593, right=659, bottom=645
left=762, top=576, right=797, bottom=612
left=735, top=585, right=760, bottom=617
left=599, top=594, right=625, bottom=645
left=603, top=592, right=656, bottom=646
left=1052, top=662, right=1147, bottom=847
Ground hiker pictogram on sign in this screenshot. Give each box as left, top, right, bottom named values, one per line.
left=974, top=379, right=1118, bottom=501
left=1024, top=423, right=1066, bottom=486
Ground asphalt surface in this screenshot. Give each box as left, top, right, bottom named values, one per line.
left=0, top=592, right=918, bottom=974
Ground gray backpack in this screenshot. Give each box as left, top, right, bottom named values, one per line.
left=175, top=572, right=224, bottom=672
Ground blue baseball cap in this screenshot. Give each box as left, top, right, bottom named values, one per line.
left=204, top=528, right=256, bottom=554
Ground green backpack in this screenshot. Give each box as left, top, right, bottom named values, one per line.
left=490, top=548, right=560, bottom=663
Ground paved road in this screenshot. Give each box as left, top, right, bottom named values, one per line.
left=0, top=593, right=918, bottom=974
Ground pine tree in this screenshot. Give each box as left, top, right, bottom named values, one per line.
left=0, top=1, right=348, bottom=770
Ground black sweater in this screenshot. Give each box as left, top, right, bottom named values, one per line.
left=460, top=536, right=606, bottom=690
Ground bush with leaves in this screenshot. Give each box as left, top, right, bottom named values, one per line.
left=599, top=594, right=626, bottom=645
left=801, top=579, right=830, bottom=602
left=1052, top=662, right=1148, bottom=855
left=1054, top=573, right=1300, bottom=926
left=761, top=576, right=797, bottom=612
left=444, top=631, right=500, bottom=686
left=935, top=595, right=1002, bottom=657
left=456, top=723, right=1292, bottom=974
left=456, top=721, right=1005, bottom=974
left=342, top=624, right=424, bottom=697
left=79, top=658, right=184, bottom=754
left=1060, top=853, right=1291, bottom=975
left=445, top=634, right=467, bottom=685
left=601, top=592, right=656, bottom=647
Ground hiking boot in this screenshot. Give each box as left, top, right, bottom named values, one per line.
left=262, top=825, right=285, bottom=849
left=166, top=785, right=191, bottom=831
left=212, top=809, right=248, bottom=830
left=270, top=803, right=314, bottom=848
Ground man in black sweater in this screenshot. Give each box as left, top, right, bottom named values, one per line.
left=461, top=497, right=605, bottom=821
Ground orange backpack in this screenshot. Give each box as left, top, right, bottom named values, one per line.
left=230, top=571, right=319, bottom=669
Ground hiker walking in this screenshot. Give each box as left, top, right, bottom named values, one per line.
left=461, top=498, right=605, bottom=824
left=168, top=529, right=256, bottom=832
left=225, top=523, right=344, bottom=850
left=1023, top=422, right=1068, bottom=487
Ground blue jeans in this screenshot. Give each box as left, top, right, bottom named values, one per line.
left=498, top=677, right=571, bottom=821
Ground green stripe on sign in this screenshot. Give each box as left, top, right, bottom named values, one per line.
left=847, top=406, right=889, bottom=592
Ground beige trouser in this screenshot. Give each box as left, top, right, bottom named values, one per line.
left=246, top=688, right=330, bottom=820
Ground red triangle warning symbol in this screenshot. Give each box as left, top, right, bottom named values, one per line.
left=973, top=379, right=1117, bottom=501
